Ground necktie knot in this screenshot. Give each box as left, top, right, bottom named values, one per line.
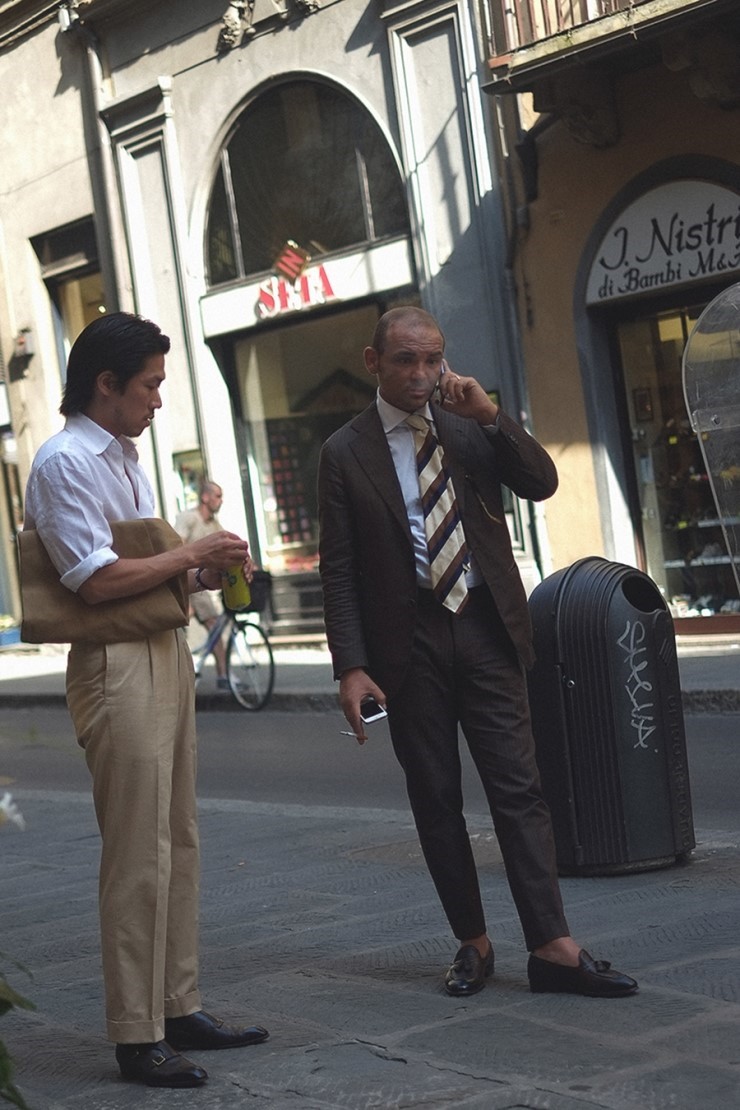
left=405, top=414, right=429, bottom=434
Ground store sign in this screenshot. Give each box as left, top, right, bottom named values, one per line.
left=200, top=238, right=415, bottom=339
left=256, top=263, right=336, bottom=319
left=586, top=181, right=740, bottom=305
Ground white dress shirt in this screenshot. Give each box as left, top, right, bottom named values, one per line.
left=375, top=392, right=483, bottom=588
left=24, top=413, right=155, bottom=593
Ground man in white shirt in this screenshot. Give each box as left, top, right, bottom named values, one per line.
left=24, top=312, right=269, bottom=1089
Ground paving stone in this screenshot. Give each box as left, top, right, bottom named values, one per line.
left=2, top=786, right=740, bottom=1110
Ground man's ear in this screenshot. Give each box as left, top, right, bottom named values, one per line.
left=363, top=346, right=379, bottom=376
left=95, top=370, right=118, bottom=397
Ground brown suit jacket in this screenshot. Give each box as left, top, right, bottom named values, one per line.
left=318, top=402, right=558, bottom=699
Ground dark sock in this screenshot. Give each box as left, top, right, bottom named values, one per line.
left=116, top=1042, right=158, bottom=1058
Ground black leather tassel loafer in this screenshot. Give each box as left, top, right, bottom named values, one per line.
left=444, top=944, right=495, bottom=997
left=527, top=949, right=638, bottom=997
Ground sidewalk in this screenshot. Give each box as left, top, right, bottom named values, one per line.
left=1, top=631, right=737, bottom=712
left=2, top=733, right=739, bottom=1109
left=0, top=638, right=339, bottom=712
left=1, top=637, right=739, bottom=1107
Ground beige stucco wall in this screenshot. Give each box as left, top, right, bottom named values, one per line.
left=513, top=58, right=740, bottom=572
left=0, top=21, right=93, bottom=480
left=1, top=0, right=509, bottom=619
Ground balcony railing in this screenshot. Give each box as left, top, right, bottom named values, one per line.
left=490, top=0, right=654, bottom=56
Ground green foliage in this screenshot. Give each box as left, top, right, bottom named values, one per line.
left=0, top=960, right=34, bottom=1110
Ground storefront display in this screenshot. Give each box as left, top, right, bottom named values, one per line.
left=617, top=306, right=740, bottom=624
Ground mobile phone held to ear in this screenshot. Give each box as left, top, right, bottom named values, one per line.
left=433, top=358, right=447, bottom=405
left=360, top=696, right=387, bottom=724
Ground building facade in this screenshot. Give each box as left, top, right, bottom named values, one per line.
left=0, top=0, right=539, bottom=633
left=486, top=0, right=740, bottom=632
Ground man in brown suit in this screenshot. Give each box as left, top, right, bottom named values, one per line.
left=318, top=306, right=638, bottom=998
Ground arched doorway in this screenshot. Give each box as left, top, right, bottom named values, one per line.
left=203, top=78, right=416, bottom=632
left=206, top=78, right=411, bottom=288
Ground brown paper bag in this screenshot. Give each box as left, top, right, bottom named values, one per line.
left=18, top=518, right=189, bottom=644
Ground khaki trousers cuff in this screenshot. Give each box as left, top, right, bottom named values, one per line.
left=107, top=989, right=202, bottom=1044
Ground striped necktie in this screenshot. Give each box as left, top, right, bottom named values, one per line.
left=405, top=414, right=469, bottom=613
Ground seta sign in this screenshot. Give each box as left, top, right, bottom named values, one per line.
left=586, top=181, right=740, bottom=305
left=256, top=263, right=336, bottom=319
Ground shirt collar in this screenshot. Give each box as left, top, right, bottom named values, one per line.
left=375, top=390, right=434, bottom=434
left=65, top=412, right=139, bottom=460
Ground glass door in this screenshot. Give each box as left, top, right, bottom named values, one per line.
left=233, top=304, right=380, bottom=632
left=616, top=304, right=740, bottom=626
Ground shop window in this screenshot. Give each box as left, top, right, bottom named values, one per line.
left=173, top=449, right=207, bottom=513
left=236, top=304, right=379, bottom=574
left=617, top=304, right=740, bottom=624
left=32, top=219, right=106, bottom=377
left=206, top=80, right=410, bottom=286
left=32, top=219, right=98, bottom=273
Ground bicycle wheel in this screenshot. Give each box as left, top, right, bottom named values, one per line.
left=226, top=620, right=275, bottom=710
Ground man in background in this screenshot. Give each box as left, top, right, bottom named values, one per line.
left=176, top=481, right=228, bottom=687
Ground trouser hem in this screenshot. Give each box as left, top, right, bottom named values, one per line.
left=107, top=990, right=202, bottom=1044
left=164, top=989, right=202, bottom=1020
left=524, top=917, right=572, bottom=953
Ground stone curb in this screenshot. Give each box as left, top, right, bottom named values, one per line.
left=0, top=689, right=733, bottom=713
left=680, top=688, right=740, bottom=715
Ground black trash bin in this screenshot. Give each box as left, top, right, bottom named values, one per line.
left=528, top=557, right=695, bottom=876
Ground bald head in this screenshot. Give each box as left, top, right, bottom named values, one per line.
left=371, top=307, right=445, bottom=354
left=200, top=482, right=222, bottom=500
left=198, top=481, right=223, bottom=520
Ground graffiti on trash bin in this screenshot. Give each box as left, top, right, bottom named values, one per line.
left=616, top=619, right=657, bottom=750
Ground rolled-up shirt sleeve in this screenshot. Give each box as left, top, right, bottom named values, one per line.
left=25, top=453, right=120, bottom=593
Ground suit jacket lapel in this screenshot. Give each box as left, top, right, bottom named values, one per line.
left=347, top=404, right=414, bottom=544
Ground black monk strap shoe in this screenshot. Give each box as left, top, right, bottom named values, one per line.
left=527, top=949, right=638, bottom=998
left=444, top=944, right=495, bottom=996
left=164, top=1010, right=270, bottom=1051
left=115, top=1041, right=207, bottom=1088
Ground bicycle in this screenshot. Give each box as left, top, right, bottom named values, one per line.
left=191, top=570, right=275, bottom=710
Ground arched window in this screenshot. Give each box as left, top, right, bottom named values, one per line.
left=206, top=80, right=410, bottom=287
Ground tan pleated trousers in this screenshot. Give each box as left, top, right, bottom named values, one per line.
left=66, top=627, right=202, bottom=1043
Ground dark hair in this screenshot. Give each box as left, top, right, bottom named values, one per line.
left=60, top=312, right=171, bottom=416
left=370, top=306, right=445, bottom=354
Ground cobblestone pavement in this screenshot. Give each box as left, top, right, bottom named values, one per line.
left=1, top=635, right=738, bottom=1107
left=2, top=770, right=739, bottom=1109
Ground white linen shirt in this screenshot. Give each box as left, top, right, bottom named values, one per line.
left=23, top=413, right=155, bottom=593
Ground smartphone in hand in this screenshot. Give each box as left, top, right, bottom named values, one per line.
left=360, top=696, right=387, bottom=724
left=433, top=359, right=450, bottom=406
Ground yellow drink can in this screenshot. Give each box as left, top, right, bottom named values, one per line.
left=222, top=564, right=252, bottom=611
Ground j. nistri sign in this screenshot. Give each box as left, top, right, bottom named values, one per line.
left=586, top=180, right=740, bottom=305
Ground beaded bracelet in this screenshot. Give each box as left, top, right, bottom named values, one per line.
left=194, top=567, right=209, bottom=592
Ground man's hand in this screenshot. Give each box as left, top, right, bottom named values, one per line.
left=78, top=530, right=253, bottom=604
left=339, top=667, right=387, bottom=745
left=187, top=532, right=254, bottom=592
left=186, top=530, right=251, bottom=574
left=437, top=364, right=499, bottom=425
